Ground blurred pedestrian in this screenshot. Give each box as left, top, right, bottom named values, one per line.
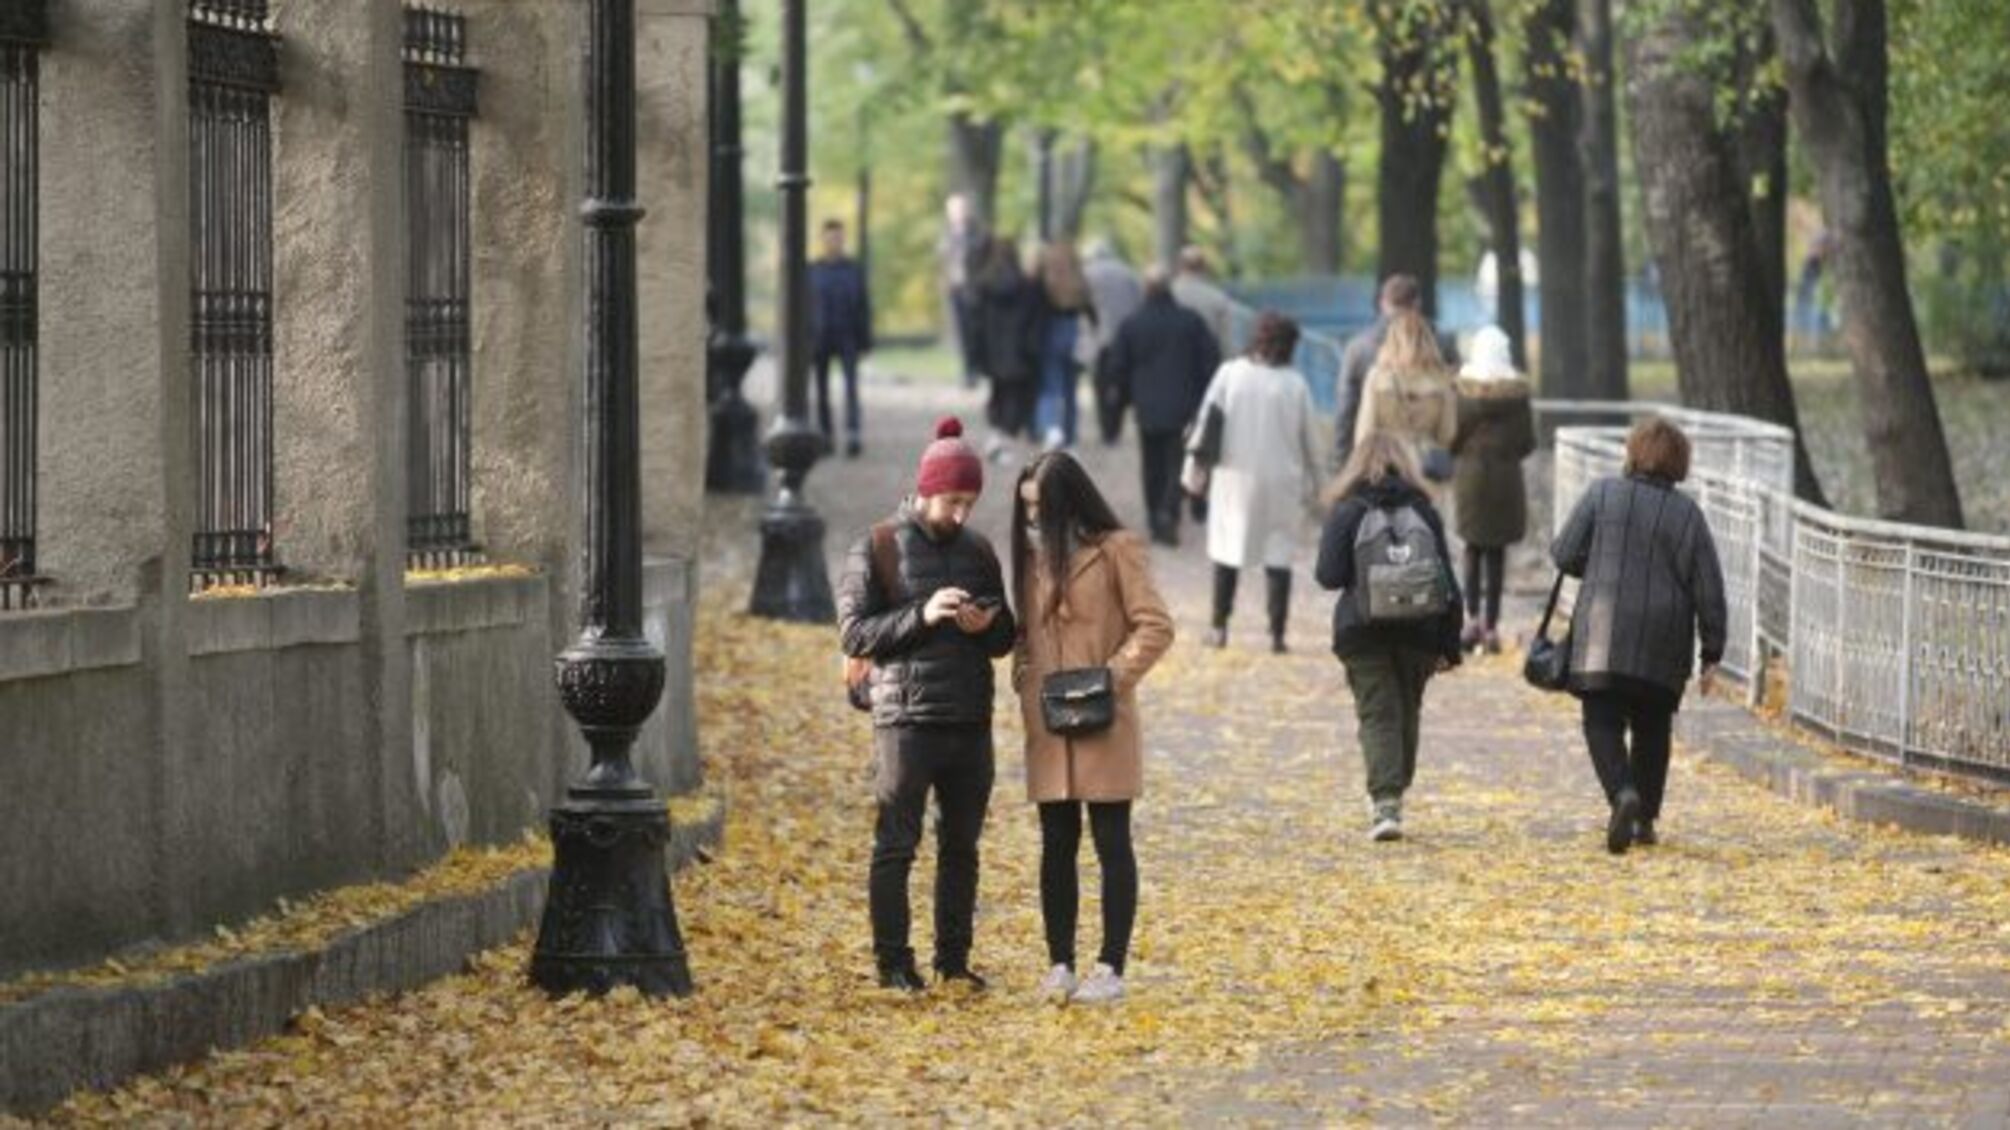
left=1031, top=242, right=1097, bottom=451
left=1192, top=312, right=1322, bottom=653
left=1450, top=325, right=1536, bottom=654
left=939, top=193, right=987, bottom=388
left=1010, top=452, right=1174, bottom=1005
left=1354, top=309, right=1457, bottom=485
left=1551, top=417, right=1728, bottom=854
left=1102, top=266, right=1219, bottom=545
left=1171, top=245, right=1235, bottom=357
left=1081, top=239, right=1144, bottom=445
left=968, top=235, right=1041, bottom=462
left=809, top=218, right=873, bottom=457
left=1334, top=274, right=1456, bottom=469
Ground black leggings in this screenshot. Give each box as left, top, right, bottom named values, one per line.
left=1581, top=688, right=1675, bottom=821
left=1038, top=801, right=1137, bottom=975
left=1212, top=563, right=1292, bottom=636
left=1463, top=545, right=1506, bottom=627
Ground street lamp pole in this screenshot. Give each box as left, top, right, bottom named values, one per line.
left=748, top=0, right=833, bottom=623
left=529, top=0, right=694, bottom=999
left=704, top=0, right=763, bottom=494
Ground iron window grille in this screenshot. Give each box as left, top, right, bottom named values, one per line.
left=188, top=0, right=281, bottom=592
left=403, top=6, right=480, bottom=570
left=0, top=3, right=46, bottom=611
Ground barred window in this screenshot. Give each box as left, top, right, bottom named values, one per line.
left=0, top=3, right=47, bottom=610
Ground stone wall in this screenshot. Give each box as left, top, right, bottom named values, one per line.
left=0, top=0, right=712, bottom=980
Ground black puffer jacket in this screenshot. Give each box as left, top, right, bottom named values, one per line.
left=1313, top=477, right=1464, bottom=662
left=838, top=502, right=1017, bottom=728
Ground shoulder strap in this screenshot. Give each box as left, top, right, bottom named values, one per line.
left=1535, top=572, right=1566, bottom=638
left=868, top=522, right=903, bottom=604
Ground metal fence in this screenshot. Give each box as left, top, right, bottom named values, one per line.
left=1545, top=402, right=2010, bottom=786
left=188, top=0, right=281, bottom=589
left=0, top=7, right=43, bottom=611
left=1221, top=293, right=2009, bottom=785
left=403, top=5, right=480, bottom=569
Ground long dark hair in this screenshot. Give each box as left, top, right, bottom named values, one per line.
left=1010, top=452, right=1123, bottom=621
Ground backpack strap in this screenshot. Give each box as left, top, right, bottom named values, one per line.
left=867, top=521, right=903, bottom=606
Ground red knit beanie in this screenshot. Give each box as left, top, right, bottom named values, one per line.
left=915, top=416, right=984, bottom=497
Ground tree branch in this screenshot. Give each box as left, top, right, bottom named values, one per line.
left=884, top=0, right=931, bottom=56
left=1233, top=85, right=1304, bottom=202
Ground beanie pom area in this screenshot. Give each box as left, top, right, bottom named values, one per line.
left=934, top=415, right=964, bottom=440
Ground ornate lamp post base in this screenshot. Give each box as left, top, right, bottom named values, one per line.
left=529, top=802, right=693, bottom=998
left=704, top=333, right=765, bottom=494
left=748, top=422, right=833, bottom=622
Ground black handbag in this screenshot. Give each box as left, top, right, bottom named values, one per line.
left=1523, top=572, right=1572, bottom=693
left=1184, top=402, right=1224, bottom=468
left=1040, top=666, right=1115, bottom=736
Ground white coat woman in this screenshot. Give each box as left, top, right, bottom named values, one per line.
left=1191, top=312, right=1322, bottom=652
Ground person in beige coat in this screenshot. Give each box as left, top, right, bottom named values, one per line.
left=1010, top=452, right=1174, bottom=1006
left=1353, top=309, right=1458, bottom=484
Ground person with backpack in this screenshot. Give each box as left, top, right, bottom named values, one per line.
left=1009, top=452, right=1174, bottom=1006
left=1551, top=417, right=1727, bottom=854
left=837, top=417, right=1018, bottom=992
left=1314, top=431, right=1464, bottom=841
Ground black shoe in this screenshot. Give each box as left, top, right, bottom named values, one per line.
left=845, top=436, right=863, bottom=458
left=1633, top=818, right=1657, bottom=846
left=877, top=964, right=928, bottom=992
left=935, top=965, right=988, bottom=992
left=1270, top=633, right=1287, bottom=655
left=1205, top=626, right=1228, bottom=649
left=1607, top=788, right=1641, bottom=855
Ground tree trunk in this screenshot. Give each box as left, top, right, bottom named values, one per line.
left=1374, top=1, right=1455, bottom=317
left=1152, top=143, right=1191, bottom=271
left=1628, top=0, right=1827, bottom=504
left=1303, top=151, right=1346, bottom=275
left=1523, top=0, right=1588, bottom=396
left=947, top=113, right=1003, bottom=227
left=1733, top=28, right=1789, bottom=326
left=1773, top=0, right=1962, bottom=526
left=1053, top=138, right=1097, bottom=241
left=1466, top=0, right=1526, bottom=365
left=1577, top=0, right=1628, bottom=398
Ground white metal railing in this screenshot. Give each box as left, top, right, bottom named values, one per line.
left=1218, top=296, right=2007, bottom=783
left=1541, top=400, right=2010, bottom=786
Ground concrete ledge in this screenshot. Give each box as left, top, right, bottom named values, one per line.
left=1676, top=698, right=2010, bottom=848
left=0, top=606, right=142, bottom=683
left=404, top=573, right=547, bottom=638
left=0, top=799, right=725, bottom=1116
left=186, top=589, right=362, bottom=657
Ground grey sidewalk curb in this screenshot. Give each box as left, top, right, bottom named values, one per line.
left=1, top=802, right=724, bottom=1117
left=1674, top=698, right=2010, bottom=848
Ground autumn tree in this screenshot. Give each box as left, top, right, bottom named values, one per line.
left=1371, top=0, right=1462, bottom=315
left=1520, top=0, right=1588, bottom=395
left=1773, top=0, right=1963, bottom=527
left=1462, top=0, right=1526, bottom=363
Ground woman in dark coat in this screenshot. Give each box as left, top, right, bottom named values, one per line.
left=1551, top=417, right=1728, bottom=854
left=967, top=235, right=1041, bottom=459
left=1450, top=325, right=1537, bottom=654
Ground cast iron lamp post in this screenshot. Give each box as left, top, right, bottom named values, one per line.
left=704, top=0, right=763, bottom=495
left=528, top=0, right=693, bottom=998
left=748, top=0, right=834, bottom=623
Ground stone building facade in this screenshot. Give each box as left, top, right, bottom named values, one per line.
left=0, top=0, right=713, bottom=979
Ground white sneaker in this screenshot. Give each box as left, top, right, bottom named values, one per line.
left=1038, top=963, right=1077, bottom=1003
left=1368, top=799, right=1404, bottom=842
left=1070, top=963, right=1125, bottom=1004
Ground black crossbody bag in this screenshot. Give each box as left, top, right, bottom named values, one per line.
left=1040, top=666, right=1114, bottom=736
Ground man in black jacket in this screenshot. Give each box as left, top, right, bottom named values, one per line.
left=810, top=219, right=874, bottom=457
left=837, top=417, right=1016, bottom=992
left=1102, top=267, right=1222, bottom=546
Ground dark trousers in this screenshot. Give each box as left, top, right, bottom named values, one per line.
left=1092, top=352, right=1127, bottom=445
left=951, top=290, right=979, bottom=386
left=986, top=378, right=1036, bottom=439
left=1342, top=646, right=1438, bottom=802
left=1038, top=801, right=1137, bottom=975
left=813, top=345, right=862, bottom=444
left=1211, top=562, right=1292, bottom=638
left=1139, top=429, right=1184, bottom=538
left=1581, top=688, right=1675, bottom=821
left=869, top=725, right=995, bottom=973
left=1463, top=545, right=1506, bottom=627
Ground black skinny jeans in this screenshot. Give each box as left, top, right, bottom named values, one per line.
left=1212, top=562, right=1292, bottom=637
left=1580, top=686, right=1675, bottom=821
left=869, top=725, right=994, bottom=973
left=1038, top=801, right=1137, bottom=975
left=1463, top=545, right=1505, bottom=628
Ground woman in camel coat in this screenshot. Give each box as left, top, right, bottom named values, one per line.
left=1011, top=452, right=1174, bottom=1005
